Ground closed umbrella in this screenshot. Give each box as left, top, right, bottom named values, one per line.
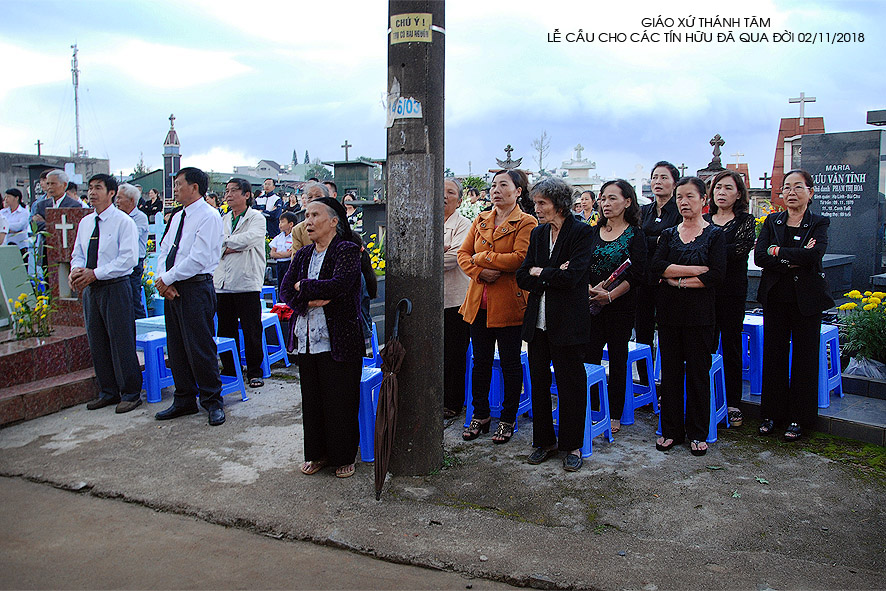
left=374, top=298, right=412, bottom=500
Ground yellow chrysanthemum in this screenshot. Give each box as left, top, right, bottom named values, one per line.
left=872, top=291, right=886, bottom=299
left=146, top=279, right=153, bottom=286
left=7, top=298, right=12, bottom=305
left=869, top=297, right=882, bottom=305
left=838, top=302, right=857, bottom=311
left=40, top=314, right=46, bottom=319
left=148, top=271, right=154, bottom=277
left=18, top=293, right=27, bottom=301
left=863, top=303, right=876, bottom=311
left=845, top=290, right=863, bottom=299
left=864, top=291, right=872, bottom=296
left=862, top=298, right=869, bottom=304
left=379, top=260, right=386, bottom=269
left=14, top=301, right=22, bottom=310
left=366, top=242, right=375, bottom=249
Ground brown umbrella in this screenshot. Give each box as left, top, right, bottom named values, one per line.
left=374, top=298, right=412, bottom=500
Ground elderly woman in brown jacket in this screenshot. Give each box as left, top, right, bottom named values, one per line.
left=458, top=169, right=538, bottom=443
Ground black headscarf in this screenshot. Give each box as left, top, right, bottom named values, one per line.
left=314, top=196, right=377, bottom=298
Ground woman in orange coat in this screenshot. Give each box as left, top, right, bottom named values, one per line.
left=458, top=169, right=538, bottom=443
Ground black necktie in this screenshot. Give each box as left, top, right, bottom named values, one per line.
left=165, top=209, right=186, bottom=270
left=86, top=217, right=100, bottom=269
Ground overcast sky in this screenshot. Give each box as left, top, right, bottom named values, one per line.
left=0, top=0, right=882, bottom=185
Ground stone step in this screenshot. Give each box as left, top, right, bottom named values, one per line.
left=0, top=326, right=92, bottom=388
left=0, top=368, right=98, bottom=427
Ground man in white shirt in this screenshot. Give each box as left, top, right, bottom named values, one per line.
left=116, top=183, right=150, bottom=320
left=154, top=167, right=226, bottom=426
left=69, top=174, right=143, bottom=414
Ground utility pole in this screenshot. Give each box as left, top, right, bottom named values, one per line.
left=385, top=0, right=444, bottom=475
left=71, top=44, right=83, bottom=157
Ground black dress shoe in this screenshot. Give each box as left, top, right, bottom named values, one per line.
left=208, top=407, right=226, bottom=426
left=86, top=397, right=120, bottom=410
left=154, top=404, right=199, bottom=421
left=527, top=447, right=557, bottom=465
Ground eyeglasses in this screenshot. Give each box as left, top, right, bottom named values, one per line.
left=781, top=184, right=810, bottom=195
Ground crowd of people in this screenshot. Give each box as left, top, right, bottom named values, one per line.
left=2, top=162, right=833, bottom=478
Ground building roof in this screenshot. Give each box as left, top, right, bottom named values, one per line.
left=258, top=160, right=283, bottom=172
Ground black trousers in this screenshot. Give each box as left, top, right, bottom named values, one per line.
left=297, top=352, right=362, bottom=466
left=165, top=278, right=222, bottom=410
left=658, top=324, right=715, bottom=442
left=761, top=302, right=821, bottom=428
left=528, top=328, right=588, bottom=452
left=469, top=309, right=523, bottom=424
left=634, top=283, right=657, bottom=385
left=443, top=306, right=470, bottom=412
left=217, top=291, right=263, bottom=380
left=82, top=279, right=142, bottom=402
left=129, top=259, right=146, bottom=321
left=586, top=307, right=635, bottom=421
left=713, top=294, right=745, bottom=408
left=274, top=260, right=291, bottom=290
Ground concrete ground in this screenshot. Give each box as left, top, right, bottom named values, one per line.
left=0, top=366, right=883, bottom=590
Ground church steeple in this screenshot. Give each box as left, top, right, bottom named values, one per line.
left=164, top=113, right=180, bottom=147
left=162, top=114, right=181, bottom=207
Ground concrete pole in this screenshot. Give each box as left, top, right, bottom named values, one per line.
left=385, top=0, right=444, bottom=475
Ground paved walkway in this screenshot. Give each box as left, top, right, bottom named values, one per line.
left=0, top=368, right=883, bottom=590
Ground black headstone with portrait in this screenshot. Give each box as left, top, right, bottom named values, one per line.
left=802, top=130, right=886, bottom=288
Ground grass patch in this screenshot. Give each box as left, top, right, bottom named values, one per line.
left=800, top=431, right=886, bottom=480
left=269, top=372, right=300, bottom=382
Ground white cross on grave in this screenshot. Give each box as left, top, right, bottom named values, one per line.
left=789, top=92, right=816, bottom=127
left=55, top=214, right=74, bottom=249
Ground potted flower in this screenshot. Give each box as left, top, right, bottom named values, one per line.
left=837, top=290, right=886, bottom=380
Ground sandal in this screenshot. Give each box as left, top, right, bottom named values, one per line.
left=690, top=440, right=708, bottom=456
left=758, top=418, right=776, bottom=436
left=249, top=377, right=264, bottom=388
left=492, top=421, right=514, bottom=444
left=727, top=408, right=743, bottom=427
left=656, top=437, right=681, bottom=452
left=784, top=423, right=802, bottom=442
left=462, top=417, right=491, bottom=440
left=610, top=419, right=621, bottom=434
left=335, top=464, right=356, bottom=478
left=300, top=460, right=327, bottom=475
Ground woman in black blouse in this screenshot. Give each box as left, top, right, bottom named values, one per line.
left=754, top=169, right=833, bottom=441
left=636, top=161, right=682, bottom=385
left=585, top=179, right=646, bottom=434
left=650, top=176, right=726, bottom=456
left=704, top=170, right=756, bottom=428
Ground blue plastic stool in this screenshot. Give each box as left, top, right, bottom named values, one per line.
left=602, top=342, right=659, bottom=425
left=214, top=336, right=248, bottom=401
left=363, top=321, right=381, bottom=368
left=742, top=314, right=764, bottom=396
left=551, top=363, right=614, bottom=458
left=136, top=331, right=174, bottom=403
left=140, top=286, right=148, bottom=318
left=657, top=354, right=728, bottom=443
left=261, top=285, right=277, bottom=307
left=463, top=344, right=532, bottom=432
left=817, top=323, right=843, bottom=408
left=357, top=366, right=384, bottom=462
left=238, top=312, right=291, bottom=379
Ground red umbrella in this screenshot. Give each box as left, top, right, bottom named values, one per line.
left=374, top=298, right=411, bottom=500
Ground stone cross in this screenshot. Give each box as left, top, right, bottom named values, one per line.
left=678, top=163, right=688, bottom=176
left=341, top=139, right=352, bottom=161
left=54, top=214, right=74, bottom=249
left=789, top=92, right=816, bottom=126
left=574, top=143, right=584, bottom=160
left=169, top=113, right=175, bottom=128
left=495, top=145, right=522, bottom=170
left=504, top=145, right=514, bottom=159
left=731, top=151, right=744, bottom=165
left=710, top=134, right=725, bottom=165
left=759, top=171, right=771, bottom=189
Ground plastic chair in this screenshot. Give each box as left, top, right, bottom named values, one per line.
left=551, top=363, right=614, bottom=458
left=238, top=312, right=291, bottom=378
left=135, top=331, right=174, bottom=403
left=140, top=286, right=148, bottom=318
left=357, top=366, right=384, bottom=462
left=601, top=342, right=659, bottom=425
left=135, top=315, right=167, bottom=337
left=214, top=336, right=248, bottom=401
left=261, top=285, right=277, bottom=307
left=363, top=321, right=381, bottom=368
left=463, top=343, right=532, bottom=432
left=817, top=324, right=843, bottom=408
left=656, top=353, right=728, bottom=443
left=742, top=314, right=764, bottom=396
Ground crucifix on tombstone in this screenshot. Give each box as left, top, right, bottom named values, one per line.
left=341, top=139, right=352, bottom=161
left=760, top=172, right=771, bottom=189
left=574, top=143, right=584, bottom=160
left=709, top=134, right=725, bottom=167
left=789, top=92, right=816, bottom=127
left=45, top=207, right=91, bottom=326
left=731, top=151, right=744, bottom=165
left=678, top=163, right=688, bottom=176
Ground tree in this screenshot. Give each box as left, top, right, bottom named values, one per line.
left=304, top=150, right=310, bottom=164
left=292, top=150, right=298, bottom=166
left=132, top=152, right=149, bottom=176
left=462, top=175, right=487, bottom=190
left=305, top=160, right=332, bottom=181
left=531, top=130, right=550, bottom=174
left=444, top=167, right=453, bottom=177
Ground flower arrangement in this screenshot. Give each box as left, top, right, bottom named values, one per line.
left=7, top=286, right=54, bottom=340
left=367, top=231, right=386, bottom=275
left=265, top=236, right=272, bottom=261
left=838, top=290, right=886, bottom=364
left=142, top=267, right=157, bottom=301
left=754, top=201, right=781, bottom=238
left=457, top=195, right=486, bottom=221
left=146, top=239, right=156, bottom=253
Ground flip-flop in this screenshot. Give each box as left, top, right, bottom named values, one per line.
left=300, top=460, right=327, bottom=475
left=610, top=420, right=621, bottom=433
left=335, top=464, right=356, bottom=478
left=249, top=378, right=264, bottom=388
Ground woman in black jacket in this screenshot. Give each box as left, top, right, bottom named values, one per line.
left=704, top=170, right=756, bottom=428
left=517, top=177, right=594, bottom=472
left=585, top=179, right=646, bottom=434
left=755, top=169, right=834, bottom=442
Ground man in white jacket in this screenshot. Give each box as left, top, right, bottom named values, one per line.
left=215, top=178, right=268, bottom=388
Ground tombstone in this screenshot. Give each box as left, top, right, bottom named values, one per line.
left=0, top=245, right=32, bottom=329
left=802, top=130, right=886, bottom=288
left=45, top=207, right=92, bottom=326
